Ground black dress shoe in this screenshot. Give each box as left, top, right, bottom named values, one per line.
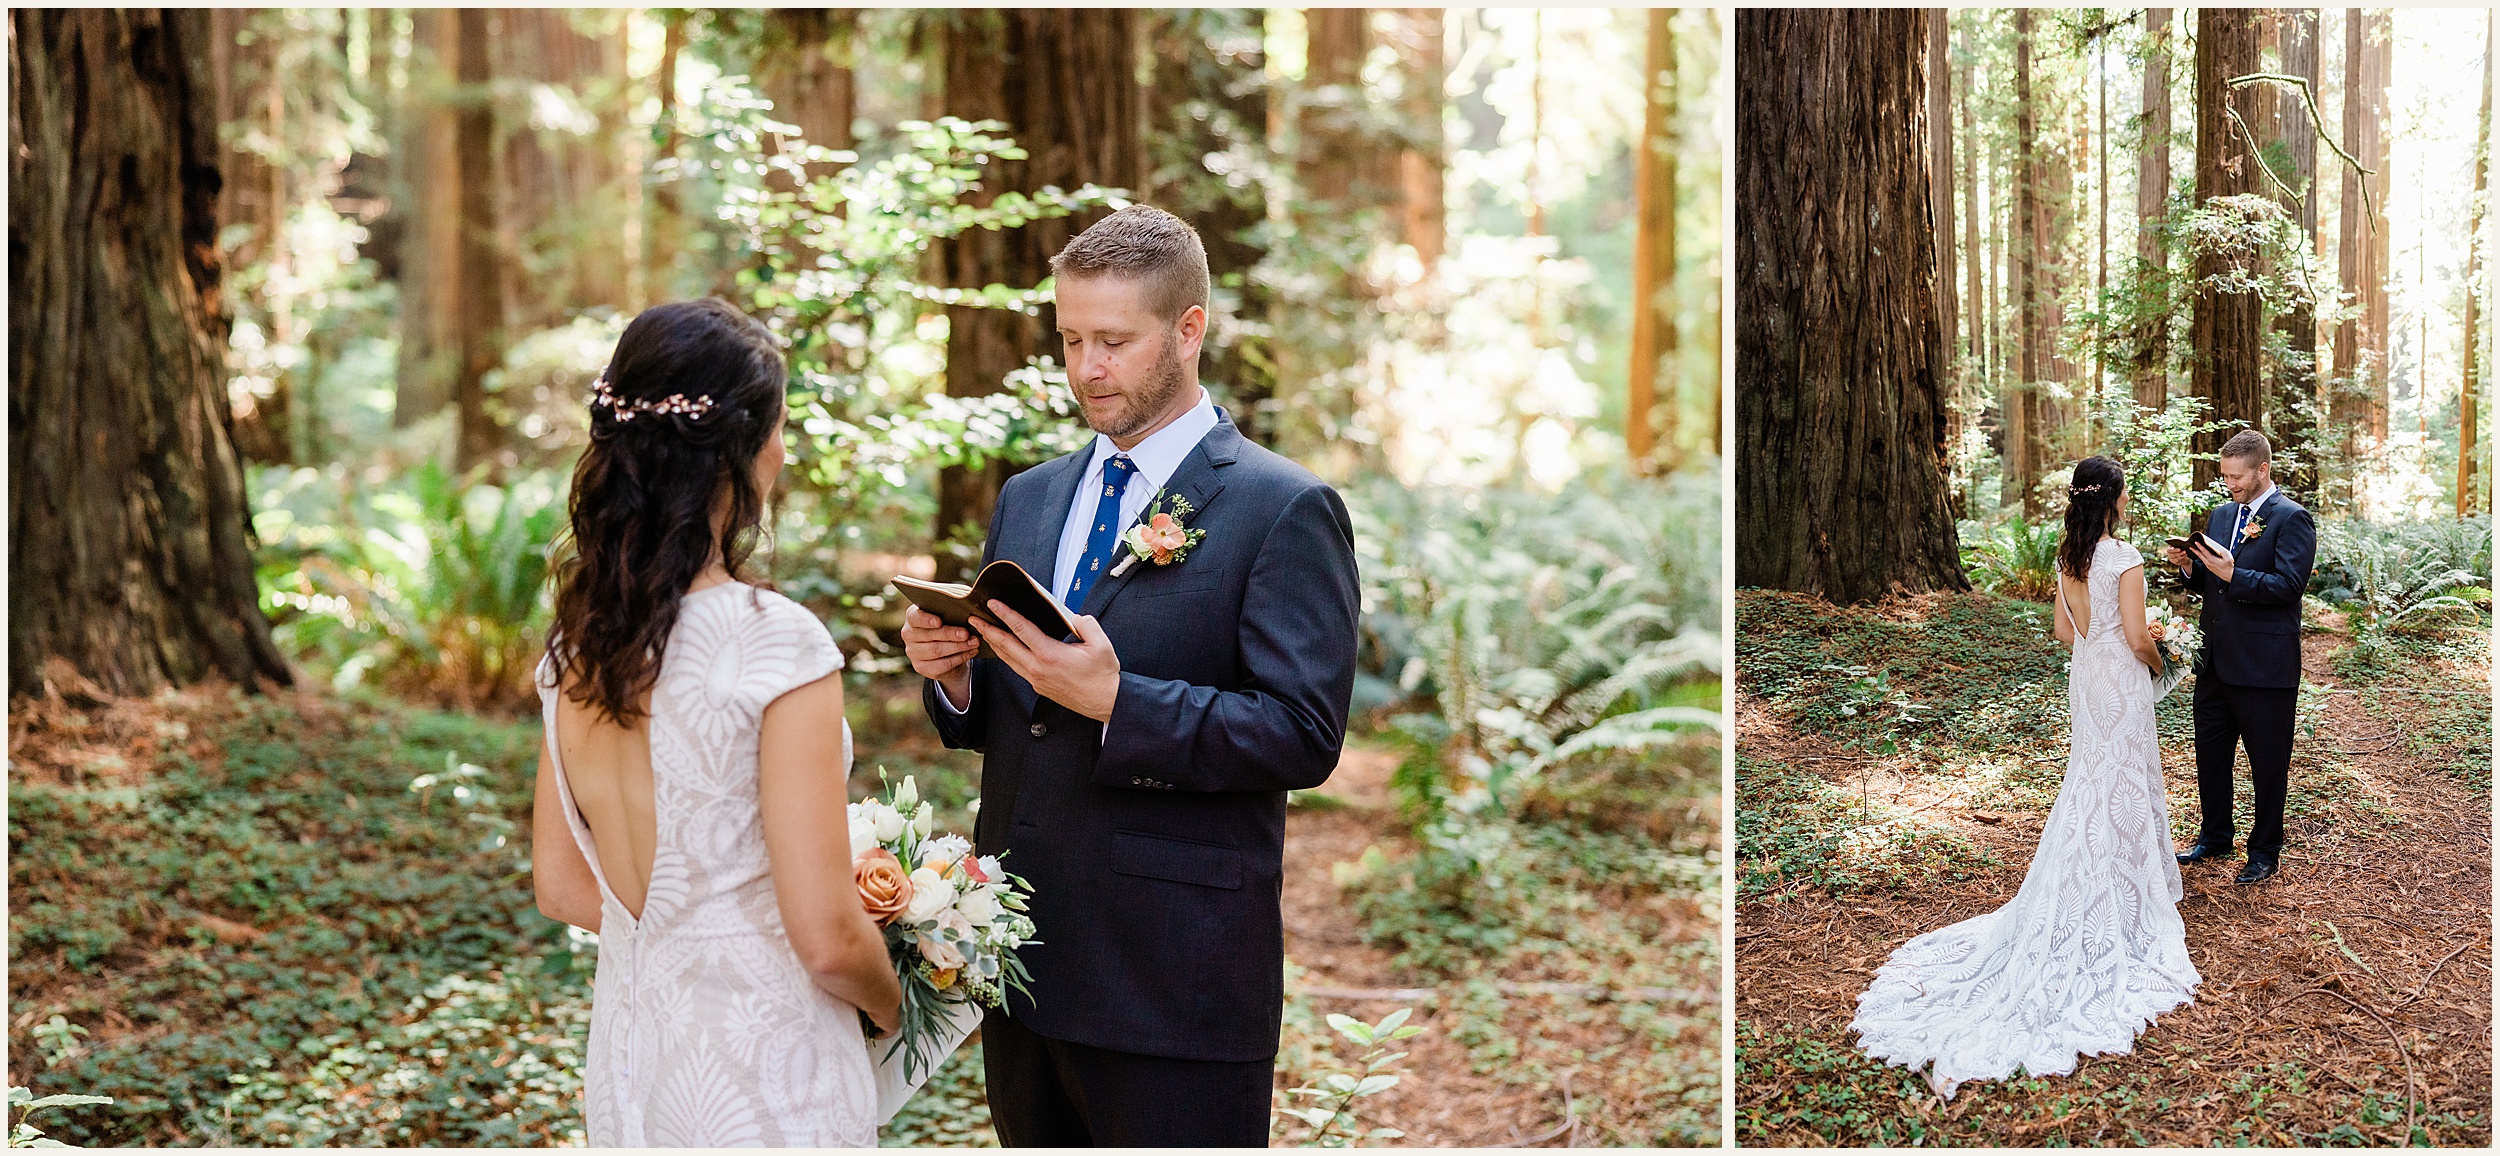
left=2176, top=842, right=2235, bottom=864
left=2234, top=858, right=2278, bottom=885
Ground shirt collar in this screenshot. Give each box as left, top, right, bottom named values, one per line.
left=2242, top=484, right=2277, bottom=518
left=1085, top=387, right=1218, bottom=492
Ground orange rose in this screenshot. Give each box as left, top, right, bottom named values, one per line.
left=854, top=847, right=913, bottom=926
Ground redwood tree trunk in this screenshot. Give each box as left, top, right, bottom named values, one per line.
left=935, top=9, right=1139, bottom=579
left=2334, top=8, right=2393, bottom=470
left=2190, top=8, right=2265, bottom=493
left=1735, top=9, right=1968, bottom=601
left=9, top=8, right=292, bottom=696
left=2463, top=10, right=2492, bottom=516
left=452, top=7, right=506, bottom=470
left=2271, top=9, right=2323, bottom=497
left=2011, top=12, right=2044, bottom=515
left=756, top=7, right=858, bottom=189
left=1142, top=10, right=1271, bottom=441
left=1393, top=8, right=1445, bottom=270
left=394, top=9, right=463, bottom=426
left=1627, top=9, right=1676, bottom=472
left=2133, top=8, right=2174, bottom=411
left=1930, top=10, right=1959, bottom=417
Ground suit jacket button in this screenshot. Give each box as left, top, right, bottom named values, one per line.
left=1030, top=722, right=1048, bottom=738
left=1131, top=777, right=1146, bottom=786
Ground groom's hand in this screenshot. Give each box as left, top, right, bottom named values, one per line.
left=2190, top=539, right=2236, bottom=583
left=901, top=606, right=976, bottom=708
left=976, top=600, right=1122, bottom=722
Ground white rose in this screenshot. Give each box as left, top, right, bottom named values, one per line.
left=957, top=886, right=1000, bottom=925
left=916, top=928, right=967, bottom=971
left=905, top=867, right=956, bottom=923
left=848, top=812, right=880, bottom=856
left=872, top=804, right=907, bottom=844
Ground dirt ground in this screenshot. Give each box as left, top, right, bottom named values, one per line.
left=1737, top=616, right=2492, bottom=1146
left=1278, top=748, right=1721, bottom=1147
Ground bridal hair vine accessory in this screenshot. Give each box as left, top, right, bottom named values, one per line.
left=2070, top=484, right=2104, bottom=496
left=589, top=374, right=715, bottom=423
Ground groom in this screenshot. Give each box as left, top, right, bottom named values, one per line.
left=2164, top=430, right=2317, bottom=886
left=900, top=205, right=1360, bottom=1145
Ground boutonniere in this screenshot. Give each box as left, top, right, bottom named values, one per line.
left=1109, top=491, right=1205, bottom=577
left=2241, top=513, right=2265, bottom=542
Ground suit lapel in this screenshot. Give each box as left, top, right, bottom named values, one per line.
left=1076, top=413, right=1238, bottom=622
left=997, top=450, right=1091, bottom=716
left=2230, top=491, right=2276, bottom=559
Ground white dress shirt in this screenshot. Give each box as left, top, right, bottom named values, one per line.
left=935, top=388, right=1221, bottom=717
left=2230, top=483, right=2278, bottom=545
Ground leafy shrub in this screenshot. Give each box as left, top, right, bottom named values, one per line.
left=1961, top=515, right=2060, bottom=602
left=2310, top=515, right=2492, bottom=636
left=1349, top=464, right=1721, bottom=820
left=253, top=462, right=565, bottom=710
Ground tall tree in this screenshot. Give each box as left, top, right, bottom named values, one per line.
left=2132, top=8, right=2175, bottom=411
left=2009, top=11, right=2044, bottom=514
left=2270, top=10, right=2324, bottom=496
left=2334, top=8, right=2393, bottom=471
left=498, top=10, right=635, bottom=326
left=451, top=8, right=507, bottom=470
left=394, top=10, right=463, bottom=427
left=1627, top=9, right=1677, bottom=472
left=9, top=8, right=293, bottom=696
left=754, top=8, right=858, bottom=189
left=1142, top=10, right=1272, bottom=440
left=1736, top=9, right=1967, bottom=601
left=935, top=10, right=1140, bottom=578
left=2464, top=11, right=2494, bottom=516
left=1930, top=11, right=1959, bottom=407
left=1393, top=8, right=1445, bottom=269
left=209, top=8, right=295, bottom=462
left=1961, top=31, right=1984, bottom=408
left=2190, top=8, right=2266, bottom=492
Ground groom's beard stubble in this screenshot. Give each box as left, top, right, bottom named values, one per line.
left=1084, top=331, right=1189, bottom=442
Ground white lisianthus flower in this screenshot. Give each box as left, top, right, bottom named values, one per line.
left=872, top=803, right=908, bottom=844
left=912, top=802, right=935, bottom=839
left=906, top=867, right=956, bottom=922
left=895, top=775, right=919, bottom=812
left=922, top=834, right=971, bottom=866
left=976, top=855, right=1003, bottom=883
left=957, top=885, right=1000, bottom=925
left=848, top=812, right=880, bottom=857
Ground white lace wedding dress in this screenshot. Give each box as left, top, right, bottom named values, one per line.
left=1850, top=538, right=2200, bottom=1098
left=538, top=582, right=875, bottom=1146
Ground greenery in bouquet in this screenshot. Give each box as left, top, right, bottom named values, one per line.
left=848, top=776, right=1036, bottom=1083
left=2146, top=603, right=2201, bottom=686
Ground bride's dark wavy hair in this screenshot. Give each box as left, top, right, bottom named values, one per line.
left=547, top=299, right=786, bottom=724
left=2058, top=456, right=2127, bottom=581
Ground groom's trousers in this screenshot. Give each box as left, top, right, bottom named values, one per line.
left=982, top=1010, right=1275, bottom=1147
left=2192, top=675, right=2298, bottom=857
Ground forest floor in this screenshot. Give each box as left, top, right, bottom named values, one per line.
left=1733, top=589, right=2493, bottom=1147
left=7, top=676, right=1718, bottom=1147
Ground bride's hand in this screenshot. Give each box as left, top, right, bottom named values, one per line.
left=864, top=993, right=902, bottom=1039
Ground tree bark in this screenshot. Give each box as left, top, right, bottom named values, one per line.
left=935, top=9, right=1139, bottom=579
left=498, top=10, right=634, bottom=326
left=2334, top=8, right=2392, bottom=470
left=2271, top=10, right=2323, bottom=497
left=394, top=9, right=463, bottom=427
left=2191, top=8, right=2266, bottom=493
left=1735, top=9, right=1968, bottom=602
left=2011, top=11, right=2044, bottom=515
left=1627, top=9, right=1676, bottom=473
left=1961, top=35, right=1983, bottom=407
left=210, top=7, right=296, bottom=463
left=1930, top=11, right=1959, bottom=406
left=2464, top=10, right=2493, bottom=517
left=1392, top=8, right=1445, bottom=270
left=1142, top=10, right=1271, bottom=441
left=452, top=8, right=507, bottom=470
left=2133, top=8, right=2174, bottom=411
left=9, top=8, right=293, bottom=697
left=755, top=8, right=858, bottom=190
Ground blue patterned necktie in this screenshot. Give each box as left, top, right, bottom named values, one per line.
left=1063, top=454, right=1136, bottom=613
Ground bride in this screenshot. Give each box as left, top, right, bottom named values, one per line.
left=529, top=299, right=902, bottom=1145
left=1850, top=455, right=2201, bottom=1099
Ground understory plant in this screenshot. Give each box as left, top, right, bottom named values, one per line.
left=2311, top=516, right=2493, bottom=638
left=1273, top=1009, right=1423, bottom=1148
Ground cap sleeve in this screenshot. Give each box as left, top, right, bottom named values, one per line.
left=751, top=592, right=845, bottom=706
left=2106, top=540, right=2144, bottom=573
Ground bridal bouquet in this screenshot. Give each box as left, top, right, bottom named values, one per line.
left=2147, top=608, right=2199, bottom=698
left=849, top=776, right=1037, bottom=1087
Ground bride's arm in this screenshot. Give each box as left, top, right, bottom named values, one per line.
left=759, top=675, right=904, bottom=1034
left=531, top=742, right=604, bottom=932
left=2052, top=573, right=2077, bottom=648
left=2118, top=565, right=2163, bottom=674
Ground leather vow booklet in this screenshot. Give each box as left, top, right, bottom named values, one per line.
left=891, top=560, right=1080, bottom=656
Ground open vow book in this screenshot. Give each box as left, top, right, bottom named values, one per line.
left=891, top=560, right=1081, bottom=657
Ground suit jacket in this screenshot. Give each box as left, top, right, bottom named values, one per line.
left=921, top=409, right=1359, bottom=1062
left=2183, top=489, right=2317, bottom=689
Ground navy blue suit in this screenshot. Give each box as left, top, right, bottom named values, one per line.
left=922, top=409, right=1359, bottom=1144
left=2181, top=490, right=2317, bottom=859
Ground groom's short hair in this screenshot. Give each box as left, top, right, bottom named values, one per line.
left=2220, top=430, right=2272, bottom=464
left=1050, top=205, right=1211, bottom=326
